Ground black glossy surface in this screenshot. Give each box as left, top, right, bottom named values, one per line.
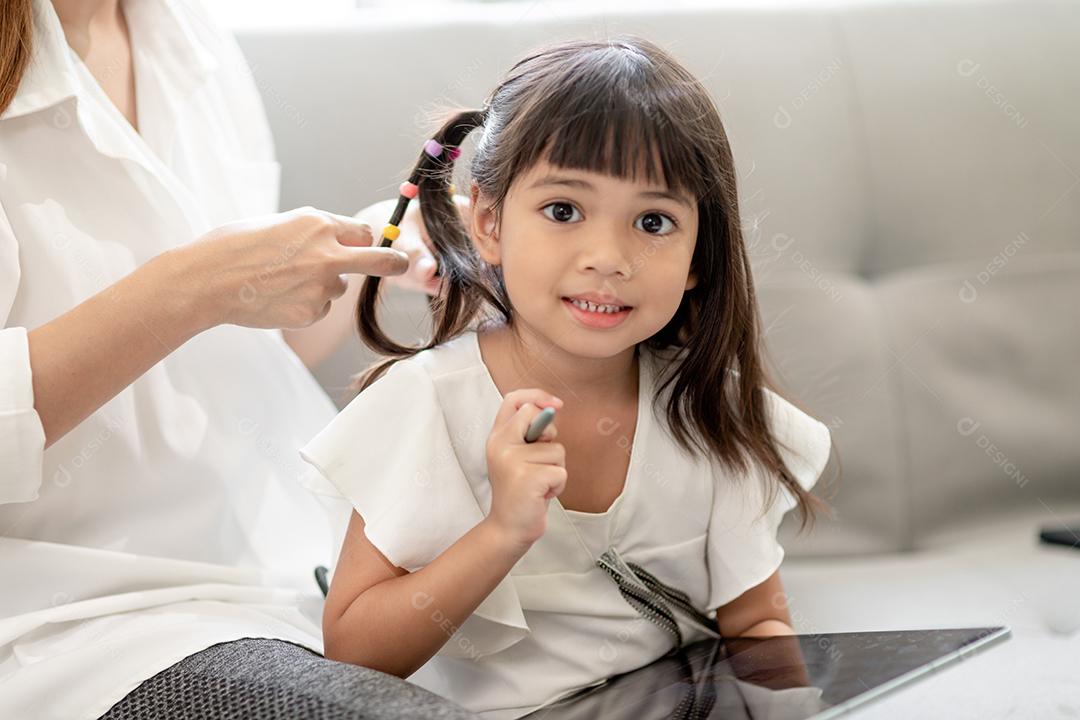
left=524, top=627, right=1008, bottom=719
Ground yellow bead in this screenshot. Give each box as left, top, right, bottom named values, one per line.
left=382, top=224, right=401, bottom=241
left=448, top=183, right=456, bottom=195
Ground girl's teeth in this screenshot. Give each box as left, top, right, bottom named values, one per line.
left=570, top=298, right=624, bottom=313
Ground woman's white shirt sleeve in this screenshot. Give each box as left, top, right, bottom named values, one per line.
left=298, top=359, right=530, bottom=657
left=0, top=200, right=46, bottom=504
left=705, top=388, right=832, bottom=611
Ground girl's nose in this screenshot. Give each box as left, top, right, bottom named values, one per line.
left=580, top=227, right=634, bottom=279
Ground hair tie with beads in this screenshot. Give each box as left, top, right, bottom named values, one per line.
left=423, top=139, right=443, bottom=158
left=376, top=108, right=485, bottom=248
left=379, top=136, right=462, bottom=248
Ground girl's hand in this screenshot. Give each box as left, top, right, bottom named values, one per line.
left=173, top=207, right=409, bottom=331
left=483, top=389, right=566, bottom=550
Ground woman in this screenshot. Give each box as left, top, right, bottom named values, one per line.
left=0, top=1, right=471, bottom=718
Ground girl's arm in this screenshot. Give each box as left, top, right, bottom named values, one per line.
left=718, top=569, right=812, bottom=687
left=715, top=569, right=795, bottom=638
left=319, top=511, right=527, bottom=677
left=322, top=510, right=528, bottom=677
left=323, top=387, right=564, bottom=677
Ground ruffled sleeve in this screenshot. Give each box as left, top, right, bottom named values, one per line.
left=298, top=358, right=530, bottom=658
left=705, top=388, right=832, bottom=611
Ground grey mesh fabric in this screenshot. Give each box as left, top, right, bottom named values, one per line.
left=97, top=639, right=478, bottom=720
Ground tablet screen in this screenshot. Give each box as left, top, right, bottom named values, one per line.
left=526, top=626, right=1009, bottom=719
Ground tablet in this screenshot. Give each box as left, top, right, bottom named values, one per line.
left=526, top=626, right=1010, bottom=719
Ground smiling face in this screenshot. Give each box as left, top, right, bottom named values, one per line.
left=470, top=159, right=699, bottom=359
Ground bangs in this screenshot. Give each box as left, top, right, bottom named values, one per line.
left=496, top=42, right=715, bottom=202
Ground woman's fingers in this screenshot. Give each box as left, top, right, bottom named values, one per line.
left=386, top=203, right=440, bottom=295
left=330, top=246, right=409, bottom=277
left=306, top=211, right=406, bottom=277
left=422, top=274, right=445, bottom=297
left=188, top=206, right=413, bottom=330
left=328, top=274, right=348, bottom=300
left=413, top=254, right=438, bottom=282
left=350, top=193, right=475, bottom=296
left=326, top=213, right=375, bottom=248
left=391, top=233, right=439, bottom=291
left=350, top=199, right=438, bottom=294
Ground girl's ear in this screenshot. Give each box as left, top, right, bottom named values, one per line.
left=684, top=270, right=698, bottom=291
left=469, top=181, right=501, bottom=265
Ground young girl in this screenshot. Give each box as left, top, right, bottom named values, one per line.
left=299, top=36, right=832, bottom=718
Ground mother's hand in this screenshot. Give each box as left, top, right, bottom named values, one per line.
left=275, top=196, right=469, bottom=369
left=357, top=194, right=471, bottom=297
left=28, top=206, right=409, bottom=448
left=355, top=199, right=440, bottom=296
left=180, top=207, right=409, bottom=331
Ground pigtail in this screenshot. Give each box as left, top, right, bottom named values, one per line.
left=351, top=109, right=502, bottom=395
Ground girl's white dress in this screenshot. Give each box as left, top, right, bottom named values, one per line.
left=299, top=330, right=831, bottom=719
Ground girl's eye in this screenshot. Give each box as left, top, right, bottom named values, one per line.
left=635, top=212, right=677, bottom=236
left=542, top=202, right=582, bottom=224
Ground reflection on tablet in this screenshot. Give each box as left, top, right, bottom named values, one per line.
left=524, top=627, right=1009, bottom=719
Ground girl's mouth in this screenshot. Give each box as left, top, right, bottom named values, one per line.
left=561, top=297, right=633, bottom=329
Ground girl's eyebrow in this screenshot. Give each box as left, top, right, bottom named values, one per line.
left=529, top=175, right=694, bottom=209
left=640, top=189, right=695, bottom=209
left=529, top=175, right=593, bottom=191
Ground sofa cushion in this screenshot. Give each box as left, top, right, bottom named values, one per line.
left=875, top=252, right=1080, bottom=541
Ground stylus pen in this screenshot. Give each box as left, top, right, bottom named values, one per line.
left=524, top=407, right=557, bottom=443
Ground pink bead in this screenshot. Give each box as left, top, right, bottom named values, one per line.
left=448, top=147, right=462, bottom=161
left=399, top=181, right=419, bottom=199
left=424, top=139, right=443, bottom=158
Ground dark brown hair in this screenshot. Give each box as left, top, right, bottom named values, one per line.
left=353, top=36, right=828, bottom=529
left=0, top=0, right=33, bottom=115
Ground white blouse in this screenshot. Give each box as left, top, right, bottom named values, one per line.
left=0, top=2, right=349, bottom=718
left=299, top=330, right=832, bottom=719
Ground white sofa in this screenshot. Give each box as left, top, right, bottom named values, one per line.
left=234, top=1, right=1080, bottom=715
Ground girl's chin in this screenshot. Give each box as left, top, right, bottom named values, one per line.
left=552, top=326, right=644, bottom=362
